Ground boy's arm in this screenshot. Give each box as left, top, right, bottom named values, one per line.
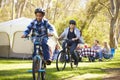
left=46, top=21, right=54, bottom=36
left=23, top=22, right=34, bottom=37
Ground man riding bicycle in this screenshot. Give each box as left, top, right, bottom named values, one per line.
left=58, top=20, right=80, bottom=65
left=21, top=8, right=54, bottom=65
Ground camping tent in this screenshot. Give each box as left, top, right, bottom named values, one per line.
left=0, top=17, right=58, bottom=58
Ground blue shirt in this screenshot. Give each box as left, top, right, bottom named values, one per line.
left=24, top=19, right=54, bottom=37
left=92, top=45, right=101, bottom=52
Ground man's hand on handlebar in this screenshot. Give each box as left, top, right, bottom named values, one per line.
left=48, top=33, right=53, bottom=37
left=57, top=37, right=62, bottom=41
left=72, top=38, right=78, bottom=41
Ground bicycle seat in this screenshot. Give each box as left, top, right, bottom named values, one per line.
left=67, top=46, right=70, bottom=49
left=34, top=42, right=40, bottom=45
left=34, top=41, right=42, bottom=45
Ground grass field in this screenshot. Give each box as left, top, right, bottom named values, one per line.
left=0, top=50, right=120, bottom=80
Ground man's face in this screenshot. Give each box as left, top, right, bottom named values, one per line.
left=104, top=42, right=107, bottom=46
left=35, top=13, right=44, bottom=21
left=69, top=24, right=75, bottom=29
left=94, top=40, right=98, bottom=45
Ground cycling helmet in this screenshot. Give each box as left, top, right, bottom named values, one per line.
left=34, top=8, right=45, bottom=15
left=69, top=20, right=76, bottom=25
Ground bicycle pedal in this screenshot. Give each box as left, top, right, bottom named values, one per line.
left=27, top=69, right=45, bottom=73
left=27, top=70, right=32, bottom=73
left=38, top=69, right=45, bottom=72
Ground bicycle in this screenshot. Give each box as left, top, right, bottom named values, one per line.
left=56, top=39, right=79, bottom=71
left=26, top=35, right=46, bottom=80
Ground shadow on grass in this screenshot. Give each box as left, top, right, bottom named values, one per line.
left=106, top=61, right=120, bottom=66
left=0, top=69, right=30, bottom=76
left=0, top=66, right=106, bottom=80
left=1, top=77, right=33, bottom=80
left=1, top=58, right=120, bottom=80
left=47, top=66, right=106, bottom=80
left=0, top=58, right=32, bottom=64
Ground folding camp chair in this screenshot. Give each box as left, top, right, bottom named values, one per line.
left=103, top=48, right=115, bottom=60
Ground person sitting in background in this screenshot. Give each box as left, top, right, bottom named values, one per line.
left=84, top=43, right=89, bottom=48
left=102, top=42, right=111, bottom=59
left=52, top=44, right=60, bottom=60
left=92, top=40, right=102, bottom=61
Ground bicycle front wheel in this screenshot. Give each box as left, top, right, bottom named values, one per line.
left=56, top=51, right=67, bottom=71
left=37, top=60, right=46, bottom=80
left=32, top=58, right=40, bottom=80
left=41, top=60, right=46, bottom=80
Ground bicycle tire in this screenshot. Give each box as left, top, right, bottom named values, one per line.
left=41, top=61, right=46, bottom=80
left=70, top=55, right=74, bottom=69
left=32, top=58, right=40, bottom=80
left=70, top=54, right=78, bottom=69
left=56, top=51, right=67, bottom=71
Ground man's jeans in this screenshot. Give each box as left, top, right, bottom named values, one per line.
left=95, top=50, right=103, bottom=59
left=62, top=40, right=78, bottom=62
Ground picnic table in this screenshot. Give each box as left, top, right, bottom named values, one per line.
left=76, top=48, right=96, bottom=62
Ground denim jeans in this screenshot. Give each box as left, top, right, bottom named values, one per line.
left=62, top=40, right=78, bottom=62
left=33, top=37, right=50, bottom=60
left=103, top=53, right=111, bottom=59
left=95, top=50, right=103, bottom=59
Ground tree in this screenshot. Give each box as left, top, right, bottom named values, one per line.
left=80, top=0, right=108, bottom=32
left=11, top=0, right=15, bottom=19
left=82, top=0, right=120, bottom=48
left=109, top=0, right=120, bottom=48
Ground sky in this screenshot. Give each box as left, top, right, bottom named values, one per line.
left=79, top=0, right=88, bottom=9
left=13, top=0, right=88, bottom=10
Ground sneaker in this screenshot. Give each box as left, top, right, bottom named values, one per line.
left=74, top=60, right=78, bottom=65
left=46, top=60, right=52, bottom=65
left=99, top=59, right=103, bottom=62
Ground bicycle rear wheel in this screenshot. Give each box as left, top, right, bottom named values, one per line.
left=56, top=51, right=67, bottom=71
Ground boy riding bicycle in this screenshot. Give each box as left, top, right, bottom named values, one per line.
left=58, top=20, right=81, bottom=65
left=21, top=8, right=54, bottom=65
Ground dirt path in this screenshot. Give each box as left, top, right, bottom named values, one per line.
left=64, top=68, right=120, bottom=80
left=64, top=73, right=105, bottom=80
left=103, top=68, right=120, bottom=80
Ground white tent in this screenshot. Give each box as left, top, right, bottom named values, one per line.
left=0, top=17, right=58, bottom=58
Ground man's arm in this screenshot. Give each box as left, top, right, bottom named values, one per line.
left=58, top=29, right=66, bottom=40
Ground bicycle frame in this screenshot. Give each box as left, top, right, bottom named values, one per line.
left=56, top=39, right=78, bottom=71
left=33, top=36, right=45, bottom=70
left=26, top=35, right=46, bottom=80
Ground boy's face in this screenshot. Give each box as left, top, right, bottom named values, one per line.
left=69, top=24, right=75, bottom=29
left=35, top=13, right=44, bottom=21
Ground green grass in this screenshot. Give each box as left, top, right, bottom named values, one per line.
left=0, top=50, right=120, bottom=80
